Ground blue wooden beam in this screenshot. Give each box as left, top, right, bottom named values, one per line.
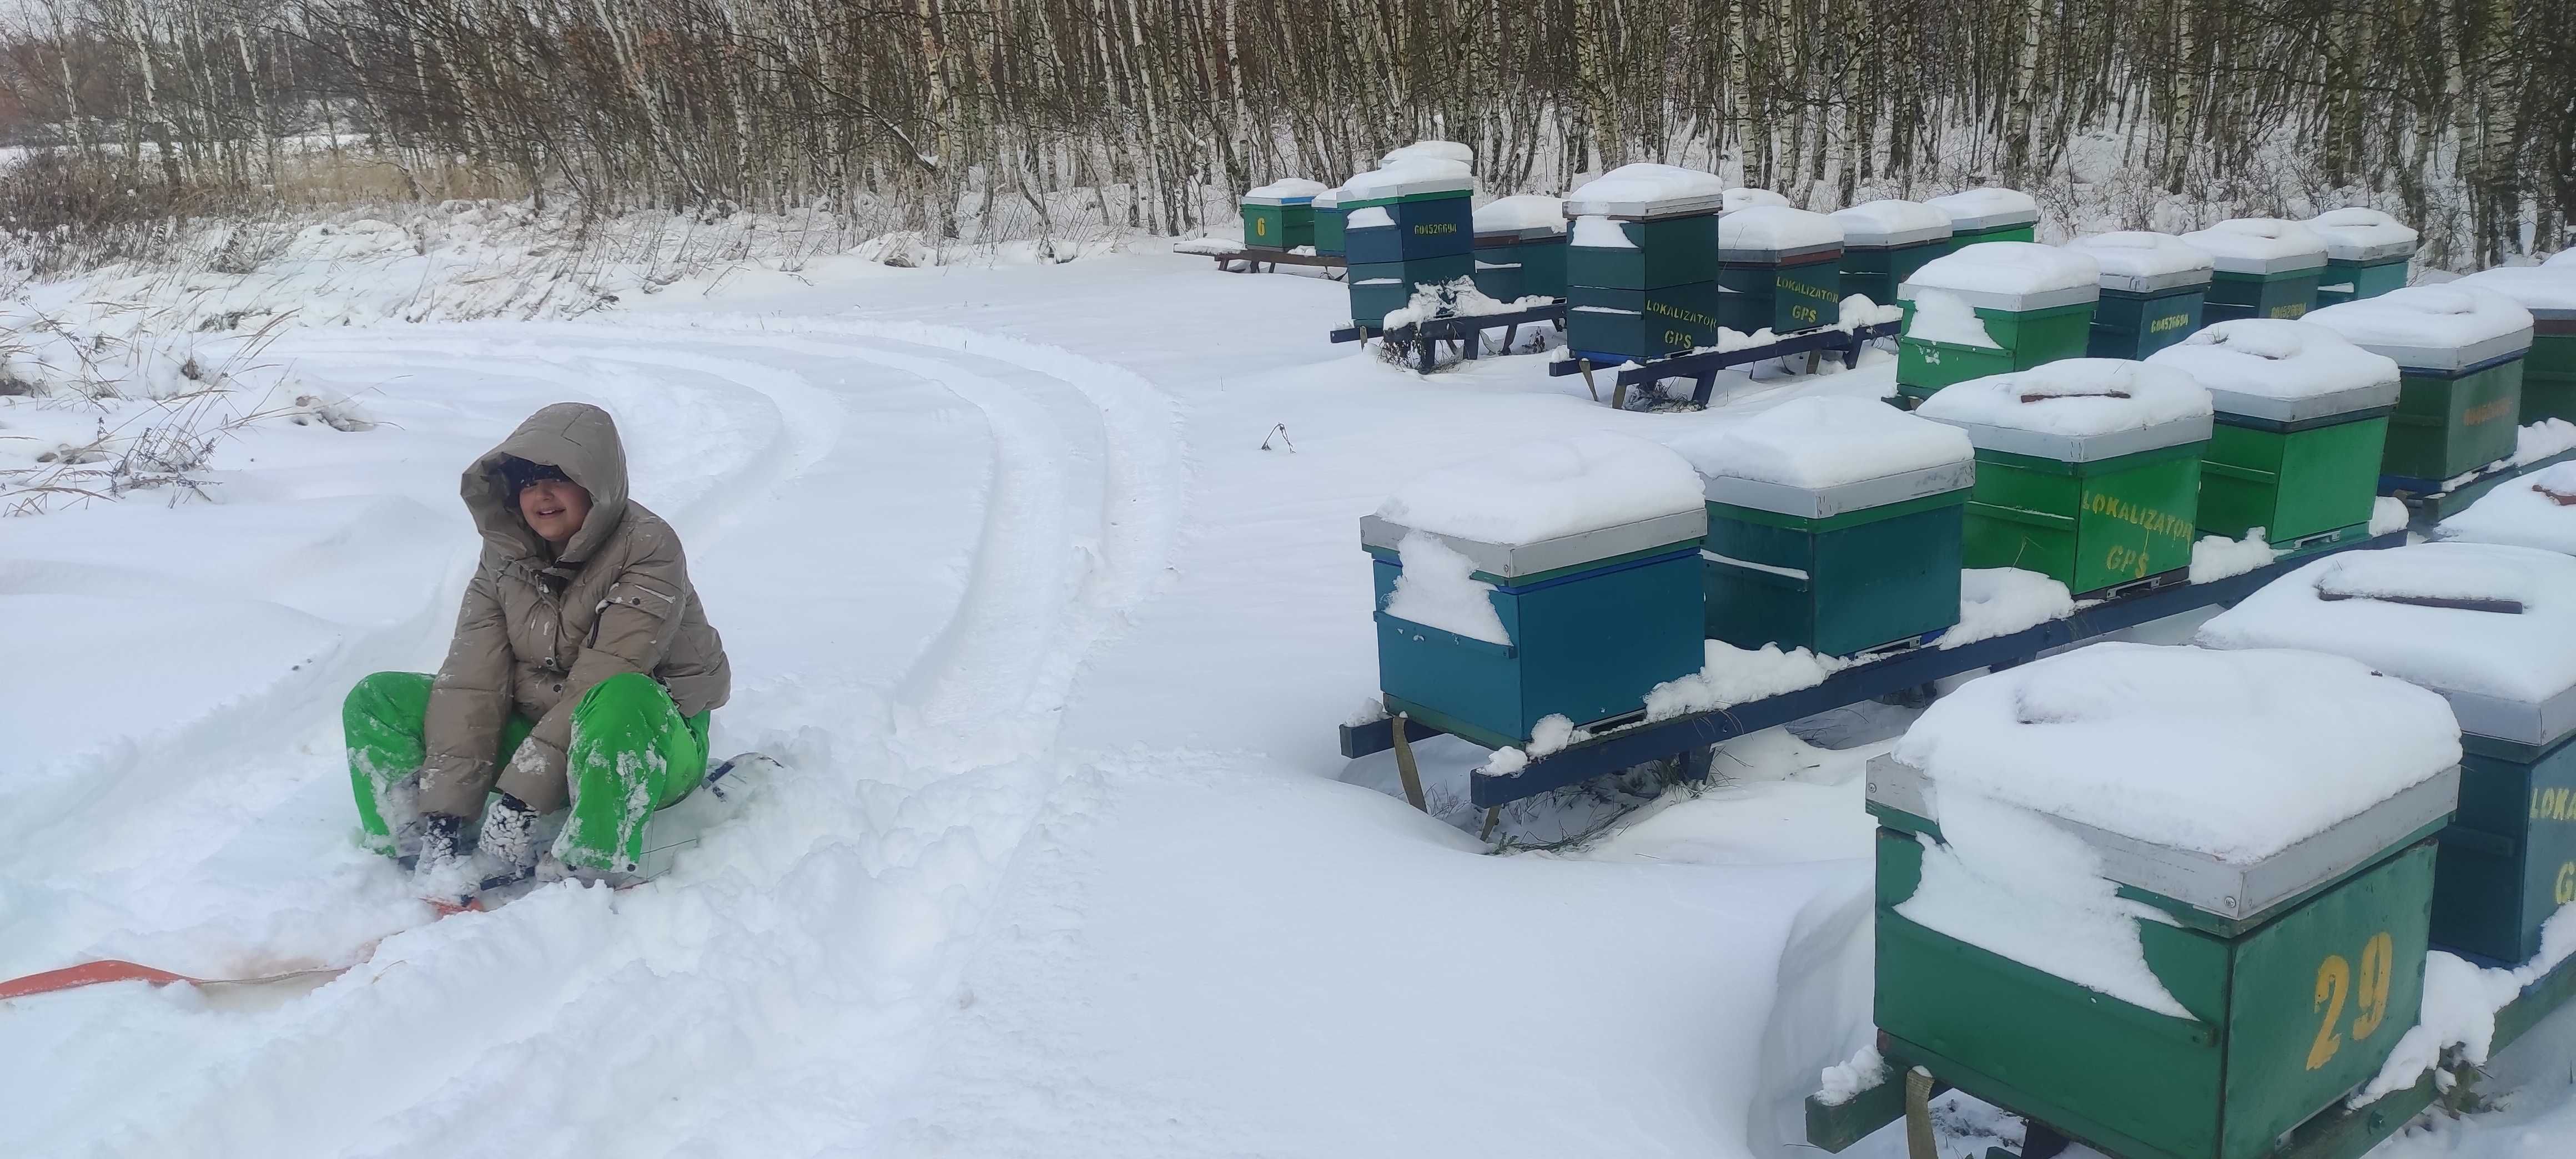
left=1542, top=320, right=1900, bottom=386
left=1324, top=531, right=2405, bottom=808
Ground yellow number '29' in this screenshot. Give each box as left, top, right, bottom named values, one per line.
left=2307, top=931, right=2396, bottom=1070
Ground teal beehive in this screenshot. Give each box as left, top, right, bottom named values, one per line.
left=1833, top=199, right=1954, bottom=308
left=1673, top=396, right=1974, bottom=657
left=2065, top=231, right=2215, bottom=360
left=1562, top=164, right=1727, bottom=363
left=2308, top=208, right=2419, bottom=307
left=1365, top=434, right=1709, bottom=749
left=2200, top=541, right=2576, bottom=966
left=1471, top=194, right=1568, bottom=303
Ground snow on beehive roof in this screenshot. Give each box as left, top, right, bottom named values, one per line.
left=2064, top=231, right=2213, bottom=281
left=1373, top=432, right=1704, bottom=547
left=2200, top=542, right=2576, bottom=711
left=1564, top=164, right=1725, bottom=218
left=2306, top=284, right=2534, bottom=357
left=2307, top=207, right=2420, bottom=259
left=1310, top=186, right=1341, bottom=208
left=1832, top=199, right=1953, bottom=246
left=1720, top=205, right=1843, bottom=252
left=2439, top=462, right=2576, bottom=558
left=2177, top=218, right=2328, bottom=273
left=1245, top=178, right=1328, bottom=201
left=1905, top=241, right=2101, bottom=299
left=2455, top=265, right=2576, bottom=318
left=1722, top=187, right=1792, bottom=214
left=1569, top=215, right=1635, bottom=249
left=1381, top=140, right=1473, bottom=167
left=1473, top=195, right=1568, bottom=235
left=1664, top=396, right=1973, bottom=490
left=1924, top=187, right=2039, bottom=226
left=2550, top=251, right=2576, bottom=269
left=1894, top=642, right=2460, bottom=863
left=1337, top=159, right=1474, bottom=202
left=2147, top=319, right=2398, bottom=403
left=1918, top=359, right=2210, bottom=442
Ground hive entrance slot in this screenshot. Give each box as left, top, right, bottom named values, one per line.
left=2019, top=390, right=2131, bottom=403
left=2314, top=589, right=2524, bottom=614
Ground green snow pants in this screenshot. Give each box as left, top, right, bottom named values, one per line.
left=343, top=671, right=711, bottom=873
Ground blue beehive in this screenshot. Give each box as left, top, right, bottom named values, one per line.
left=1364, top=435, right=1709, bottom=749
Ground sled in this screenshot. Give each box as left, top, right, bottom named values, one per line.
left=0, top=753, right=779, bottom=1005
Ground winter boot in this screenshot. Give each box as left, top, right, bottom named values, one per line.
left=474, top=793, right=545, bottom=891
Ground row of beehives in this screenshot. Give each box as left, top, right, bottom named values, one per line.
left=1361, top=385, right=2576, bottom=1159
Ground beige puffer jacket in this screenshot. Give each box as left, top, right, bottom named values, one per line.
left=416, top=403, right=730, bottom=818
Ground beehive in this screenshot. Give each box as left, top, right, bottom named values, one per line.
left=2202, top=543, right=2576, bottom=966
left=1873, top=643, right=2460, bottom=1159
left=2306, top=284, right=2534, bottom=486
left=1918, top=360, right=2213, bottom=595
left=2148, top=320, right=2399, bottom=556
left=1673, top=397, right=1973, bottom=657
left=2066, top=231, right=2215, bottom=360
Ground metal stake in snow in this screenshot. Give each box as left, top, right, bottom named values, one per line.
left=1903, top=1066, right=1936, bottom=1159
left=1388, top=712, right=1427, bottom=812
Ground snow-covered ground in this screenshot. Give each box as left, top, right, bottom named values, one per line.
left=4, top=243, right=2573, bottom=1157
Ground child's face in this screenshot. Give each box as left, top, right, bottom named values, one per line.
left=517, top=477, right=591, bottom=547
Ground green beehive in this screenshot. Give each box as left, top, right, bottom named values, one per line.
left=2202, top=542, right=2576, bottom=966
left=1895, top=242, right=2101, bottom=405
left=1924, top=187, right=2040, bottom=253
left=2149, top=319, right=2400, bottom=556
left=2308, top=284, right=2533, bottom=487
left=1870, top=643, right=2461, bottom=1159
left=1833, top=200, right=1954, bottom=307
left=1311, top=186, right=1346, bottom=257
left=2308, top=208, right=2419, bottom=308
left=2066, top=231, right=2215, bottom=360
left=1716, top=205, right=1845, bottom=334
left=1346, top=253, right=1474, bottom=329
left=1471, top=194, right=1569, bottom=303
left=1920, top=360, right=2211, bottom=595
left=1673, top=397, right=1973, bottom=657
left=1364, top=436, right=1709, bottom=749
left=1239, top=178, right=1326, bottom=251
left=2183, top=219, right=2330, bottom=324
left=2456, top=265, right=2576, bottom=425
left=1563, top=164, right=1727, bottom=362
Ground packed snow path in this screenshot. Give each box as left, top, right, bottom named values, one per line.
left=7, top=254, right=2574, bottom=1158
left=3, top=318, right=1192, bottom=1153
